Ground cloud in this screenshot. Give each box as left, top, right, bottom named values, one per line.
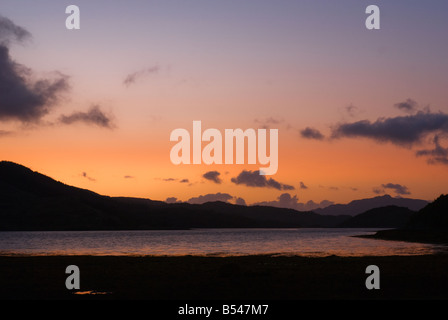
left=372, top=187, right=384, bottom=195
left=58, top=105, right=115, bottom=128
left=416, top=135, right=448, bottom=166
left=345, top=104, right=359, bottom=117
left=381, top=183, right=411, bottom=195
left=394, top=99, right=417, bottom=113
left=254, top=117, right=284, bottom=129
left=319, top=185, right=339, bottom=191
left=252, top=193, right=333, bottom=211
left=123, top=66, right=159, bottom=87
left=300, top=127, right=325, bottom=140
left=0, top=17, right=70, bottom=123
left=124, top=175, right=134, bottom=179
left=231, top=170, right=295, bottom=190
left=253, top=193, right=300, bottom=209
left=202, top=171, right=222, bottom=184
left=331, top=110, right=448, bottom=147
left=0, top=130, right=13, bottom=137
left=299, top=181, right=308, bottom=189
left=81, top=172, right=95, bottom=182
left=235, top=197, right=247, bottom=206
left=166, top=197, right=182, bottom=204
left=187, top=192, right=234, bottom=204
left=0, top=15, right=31, bottom=44
left=161, top=177, right=191, bottom=184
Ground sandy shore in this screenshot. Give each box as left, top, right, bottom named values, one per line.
left=1, top=254, right=448, bottom=300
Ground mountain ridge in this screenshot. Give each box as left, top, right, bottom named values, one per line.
left=0, top=161, right=441, bottom=231
left=314, top=194, right=428, bottom=216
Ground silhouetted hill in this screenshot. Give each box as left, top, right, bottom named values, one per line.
left=0, top=161, right=350, bottom=230
left=359, top=195, right=448, bottom=244
left=314, top=194, right=428, bottom=216
left=338, top=205, right=414, bottom=228
left=406, top=194, right=448, bottom=230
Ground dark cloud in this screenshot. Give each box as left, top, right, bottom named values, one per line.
left=252, top=193, right=333, bottom=211
left=235, top=197, right=247, bottom=206
left=381, top=183, right=410, bottom=195
left=202, top=171, right=222, bottom=184
left=187, top=192, right=233, bottom=204
left=299, top=182, right=308, bottom=189
left=163, top=178, right=176, bottom=182
left=180, top=178, right=189, bottom=183
left=416, top=135, right=448, bottom=165
left=123, top=66, right=159, bottom=87
left=124, top=175, right=134, bottom=179
left=394, top=99, right=417, bottom=113
left=282, top=184, right=295, bottom=190
left=231, top=170, right=295, bottom=191
left=300, top=127, right=324, bottom=140
left=58, top=105, right=115, bottom=129
left=0, top=15, right=31, bottom=43
left=166, top=197, right=182, bottom=204
left=331, top=110, right=448, bottom=147
left=253, top=193, right=299, bottom=209
left=81, top=172, right=96, bottom=182
left=0, top=17, right=70, bottom=123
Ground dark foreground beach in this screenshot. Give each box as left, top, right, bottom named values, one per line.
left=1, top=254, right=448, bottom=300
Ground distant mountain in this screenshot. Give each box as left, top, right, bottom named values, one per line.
left=0, top=161, right=349, bottom=231
left=314, top=194, right=428, bottom=216
left=338, top=205, right=415, bottom=228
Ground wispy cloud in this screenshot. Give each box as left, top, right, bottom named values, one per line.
left=58, top=105, right=115, bottom=129
left=345, top=104, right=360, bottom=117
left=0, top=130, right=13, bottom=137
left=254, top=117, right=285, bottom=129
left=81, top=172, right=96, bottom=182
left=394, top=99, right=418, bottom=113
left=123, top=66, right=159, bottom=87
left=416, top=135, right=448, bottom=165
left=0, top=15, right=31, bottom=44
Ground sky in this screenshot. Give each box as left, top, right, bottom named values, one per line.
left=1, top=0, right=448, bottom=210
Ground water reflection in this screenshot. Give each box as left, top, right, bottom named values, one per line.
left=0, top=228, right=447, bottom=257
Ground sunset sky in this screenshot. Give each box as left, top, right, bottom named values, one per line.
left=1, top=0, right=448, bottom=210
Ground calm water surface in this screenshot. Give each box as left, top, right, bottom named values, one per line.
left=0, top=228, right=446, bottom=257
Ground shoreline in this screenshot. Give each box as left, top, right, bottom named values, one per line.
left=2, top=253, right=448, bottom=300
left=355, top=229, right=448, bottom=245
